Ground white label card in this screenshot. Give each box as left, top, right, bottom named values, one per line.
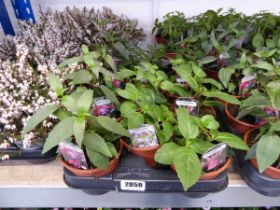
left=120, top=180, right=146, bottom=191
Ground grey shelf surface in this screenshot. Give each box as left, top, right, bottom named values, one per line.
left=0, top=159, right=279, bottom=208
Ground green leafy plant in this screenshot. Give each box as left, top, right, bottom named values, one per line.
left=115, top=82, right=175, bottom=145
left=238, top=81, right=280, bottom=172
left=155, top=107, right=248, bottom=190
left=171, top=59, right=240, bottom=106
left=23, top=73, right=129, bottom=169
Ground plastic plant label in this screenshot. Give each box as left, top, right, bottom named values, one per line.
left=238, top=74, right=257, bottom=97
left=175, top=97, right=199, bottom=116
left=201, top=143, right=228, bottom=172
left=112, top=79, right=125, bottom=89
left=176, top=77, right=186, bottom=84
left=58, top=141, right=88, bottom=170
left=120, top=180, right=146, bottom=191
left=93, top=96, right=116, bottom=117
left=128, top=124, right=159, bottom=148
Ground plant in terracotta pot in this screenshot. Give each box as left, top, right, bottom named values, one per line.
left=238, top=81, right=280, bottom=178
left=23, top=73, right=129, bottom=176
left=115, top=82, right=176, bottom=165
left=224, top=47, right=280, bottom=133
left=169, top=59, right=240, bottom=111
left=155, top=107, right=249, bottom=191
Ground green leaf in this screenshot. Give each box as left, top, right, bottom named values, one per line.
left=256, top=134, right=280, bottom=172
left=198, top=56, right=217, bottom=66
left=65, top=70, right=93, bottom=84
left=23, top=104, right=58, bottom=135
left=240, top=91, right=271, bottom=109
left=245, top=143, right=257, bottom=160
left=96, top=116, right=130, bottom=137
left=61, top=96, right=77, bottom=113
left=120, top=101, right=137, bottom=118
left=201, top=78, right=223, bottom=89
left=58, top=56, right=84, bottom=68
left=77, top=90, right=93, bottom=112
left=104, top=55, right=117, bottom=72
left=86, top=148, right=109, bottom=169
left=161, top=121, right=174, bottom=143
left=252, top=61, right=274, bottom=71
left=54, top=109, right=72, bottom=121
left=99, top=67, right=115, bottom=78
left=106, top=142, right=118, bottom=158
left=215, top=132, right=249, bottom=150
left=192, top=63, right=206, bottom=78
left=204, top=90, right=240, bottom=105
left=83, top=132, right=112, bottom=157
left=176, top=107, right=199, bottom=139
left=240, top=52, right=246, bottom=68
left=113, top=42, right=129, bottom=60
left=269, top=121, right=280, bottom=132
left=174, top=149, right=201, bottom=191
left=218, top=67, right=235, bottom=88
left=48, top=73, right=64, bottom=96
left=154, top=142, right=179, bottom=165
left=116, top=68, right=135, bottom=80
left=267, top=81, right=280, bottom=110
left=81, top=45, right=89, bottom=54
left=252, top=33, right=264, bottom=49
left=174, top=65, right=199, bottom=92
left=201, top=115, right=220, bottom=130
left=254, top=49, right=277, bottom=58
left=116, top=83, right=138, bottom=101
left=43, top=117, right=75, bottom=153
left=190, top=138, right=214, bottom=155
left=99, top=85, right=120, bottom=107
left=73, top=117, right=86, bottom=147
left=127, top=112, right=144, bottom=129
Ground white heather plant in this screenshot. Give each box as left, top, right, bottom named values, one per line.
left=0, top=7, right=145, bottom=67
left=0, top=43, right=82, bottom=151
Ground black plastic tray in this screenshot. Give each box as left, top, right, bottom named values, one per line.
left=64, top=151, right=228, bottom=197
left=215, top=106, right=280, bottom=197
left=0, top=146, right=57, bottom=163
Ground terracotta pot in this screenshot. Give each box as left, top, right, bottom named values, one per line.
left=205, top=69, right=219, bottom=80
left=171, top=158, right=232, bottom=180
left=165, top=52, right=177, bottom=59
left=225, top=103, right=261, bottom=134
left=121, top=138, right=160, bottom=159
left=155, top=35, right=167, bottom=45
left=61, top=141, right=123, bottom=177
left=244, top=129, right=280, bottom=179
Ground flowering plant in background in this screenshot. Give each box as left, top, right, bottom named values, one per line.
left=0, top=43, right=82, bottom=153
left=0, top=7, right=145, bottom=67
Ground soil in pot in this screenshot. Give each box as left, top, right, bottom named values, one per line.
left=225, top=103, right=261, bottom=134
left=244, top=129, right=280, bottom=179
left=61, top=141, right=123, bottom=177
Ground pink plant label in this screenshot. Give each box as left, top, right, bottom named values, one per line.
left=93, top=96, right=116, bottom=117
left=201, top=143, right=228, bottom=172
left=59, top=141, right=88, bottom=170
left=239, top=74, right=257, bottom=97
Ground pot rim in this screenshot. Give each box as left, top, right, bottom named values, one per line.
left=120, top=138, right=160, bottom=152
left=225, top=102, right=260, bottom=128
left=244, top=128, right=280, bottom=173
left=61, top=140, right=123, bottom=176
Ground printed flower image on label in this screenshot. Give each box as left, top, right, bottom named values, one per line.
left=175, top=97, right=199, bottom=116
left=238, top=74, right=258, bottom=97
left=201, top=143, right=228, bottom=172
left=59, top=142, right=88, bottom=170
left=93, top=96, right=116, bottom=117
left=112, top=79, right=125, bottom=89
left=128, top=124, right=159, bottom=148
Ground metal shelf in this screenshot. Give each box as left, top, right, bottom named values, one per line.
left=0, top=159, right=279, bottom=208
